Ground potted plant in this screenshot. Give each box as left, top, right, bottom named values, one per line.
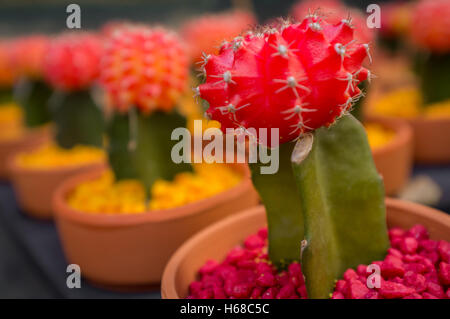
left=52, top=25, right=259, bottom=287
left=0, top=38, right=49, bottom=179
left=8, top=32, right=106, bottom=219
left=161, top=15, right=450, bottom=299
left=369, top=0, right=450, bottom=163
left=291, top=0, right=413, bottom=195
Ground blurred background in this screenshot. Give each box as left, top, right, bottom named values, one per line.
left=0, top=0, right=388, bottom=35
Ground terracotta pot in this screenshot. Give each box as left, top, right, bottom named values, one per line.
left=161, top=198, right=450, bottom=299
left=0, top=127, right=49, bottom=180
left=365, top=88, right=450, bottom=164
left=368, top=117, right=413, bottom=195
left=407, top=117, right=450, bottom=164
left=53, top=164, right=259, bottom=287
left=8, top=147, right=106, bottom=219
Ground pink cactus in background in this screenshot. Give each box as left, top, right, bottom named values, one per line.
left=197, top=16, right=371, bottom=146
left=100, top=25, right=188, bottom=113
left=0, top=40, right=16, bottom=87
left=43, top=33, right=102, bottom=91
left=410, top=0, right=450, bottom=53
left=10, top=35, right=50, bottom=80
left=380, top=2, right=412, bottom=38
left=181, top=10, right=256, bottom=64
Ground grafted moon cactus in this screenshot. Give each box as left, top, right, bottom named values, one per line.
left=198, top=16, right=388, bottom=299
left=11, top=35, right=52, bottom=127
left=410, top=0, right=450, bottom=105
left=101, top=25, right=188, bottom=113
left=43, top=33, right=104, bottom=149
left=198, top=16, right=370, bottom=146
left=101, top=25, right=191, bottom=192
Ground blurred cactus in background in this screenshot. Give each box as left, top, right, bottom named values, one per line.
left=181, top=10, right=256, bottom=65
left=11, top=35, right=53, bottom=127
left=410, top=0, right=450, bottom=106
left=43, top=32, right=104, bottom=148
left=0, top=40, right=16, bottom=104
left=101, top=25, right=191, bottom=193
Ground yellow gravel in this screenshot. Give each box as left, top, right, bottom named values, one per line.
left=0, top=103, right=24, bottom=141
left=365, top=123, right=394, bottom=150
left=372, top=87, right=450, bottom=118
left=67, top=163, right=242, bottom=214
left=17, top=143, right=105, bottom=169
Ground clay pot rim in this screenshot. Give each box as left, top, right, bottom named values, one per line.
left=0, top=125, right=48, bottom=147
left=366, top=116, right=413, bottom=158
left=53, top=164, right=254, bottom=227
left=369, top=113, right=450, bottom=125
left=161, top=198, right=450, bottom=299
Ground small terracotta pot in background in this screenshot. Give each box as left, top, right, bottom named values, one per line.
left=365, top=86, right=450, bottom=165
left=0, top=127, right=49, bottom=180
left=8, top=147, right=105, bottom=219
left=369, top=117, right=414, bottom=195
left=53, top=164, right=259, bottom=288
left=161, top=199, right=450, bottom=299
left=407, top=117, right=450, bottom=164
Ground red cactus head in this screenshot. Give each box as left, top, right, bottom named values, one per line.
left=197, top=16, right=371, bottom=147
left=410, top=0, right=450, bottom=53
left=100, top=25, right=188, bottom=114
left=181, top=10, right=256, bottom=64
left=291, top=0, right=375, bottom=44
left=0, top=40, right=16, bottom=88
left=11, top=35, right=50, bottom=79
left=43, top=33, right=102, bottom=91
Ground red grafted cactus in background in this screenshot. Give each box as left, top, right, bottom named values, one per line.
left=43, top=33, right=102, bottom=91
left=100, top=25, right=188, bottom=113
left=380, top=2, right=412, bottom=38
left=197, top=16, right=371, bottom=146
left=11, top=35, right=50, bottom=79
left=0, top=40, right=16, bottom=88
left=181, top=10, right=256, bottom=63
left=291, top=0, right=374, bottom=44
left=410, top=0, right=450, bottom=53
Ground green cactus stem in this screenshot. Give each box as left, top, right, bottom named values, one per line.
left=414, top=52, right=450, bottom=105
left=51, top=89, right=104, bottom=149
left=249, top=143, right=304, bottom=269
left=16, top=79, right=52, bottom=128
left=291, top=114, right=389, bottom=299
left=108, top=109, right=192, bottom=197
left=107, top=111, right=138, bottom=180
left=0, top=87, right=13, bottom=104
